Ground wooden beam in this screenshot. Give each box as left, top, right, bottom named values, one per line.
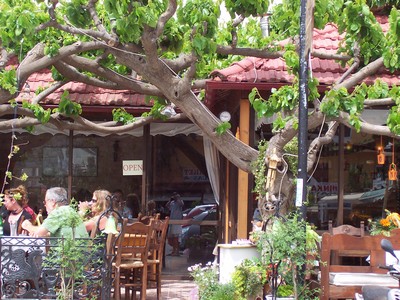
left=237, top=99, right=250, bottom=238
left=141, top=124, right=150, bottom=211
left=68, top=130, right=73, bottom=199
left=224, top=159, right=230, bottom=243
left=337, top=124, right=344, bottom=225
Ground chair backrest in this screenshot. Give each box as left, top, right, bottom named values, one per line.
left=328, top=220, right=365, bottom=237
left=149, top=217, right=169, bottom=261
left=139, top=215, right=153, bottom=225
left=115, top=220, right=153, bottom=265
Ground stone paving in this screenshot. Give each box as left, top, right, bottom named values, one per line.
left=146, top=279, right=198, bottom=300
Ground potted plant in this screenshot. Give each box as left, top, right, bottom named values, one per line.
left=368, top=209, right=400, bottom=236
left=231, top=258, right=266, bottom=300
left=188, top=262, right=237, bottom=300
left=252, top=213, right=320, bottom=300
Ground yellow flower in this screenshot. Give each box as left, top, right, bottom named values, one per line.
left=387, top=213, right=400, bottom=227
left=380, top=218, right=391, bottom=227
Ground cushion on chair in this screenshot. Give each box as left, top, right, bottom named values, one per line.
left=119, top=260, right=144, bottom=269
left=147, top=259, right=160, bottom=264
left=329, top=272, right=399, bottom=286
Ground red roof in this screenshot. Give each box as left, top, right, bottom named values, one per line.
left=8, top=65, right=151, bottom=112
left=206, top=16, right=399, bottom=108
left=26, top=70, right=148, bottom=106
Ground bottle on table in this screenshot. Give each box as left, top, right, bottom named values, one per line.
left=0, top=216, right=3, bottom=236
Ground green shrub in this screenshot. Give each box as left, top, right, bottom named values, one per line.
left=232, top=258, right=266, bottom=298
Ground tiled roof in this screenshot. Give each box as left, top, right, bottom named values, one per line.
left=12, top=68, right=151, bottom=109
left=209, top=16, right=399, bottom=87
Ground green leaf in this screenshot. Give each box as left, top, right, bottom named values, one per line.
left=112, top=108, right=135, bottom=124
left=0, top=69, right=17, bottom=94
left=57, top=91, right=82, bottom=116
left=215, top=122, right=232, bottom=135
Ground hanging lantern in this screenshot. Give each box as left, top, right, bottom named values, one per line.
left=388, top=139, right=397, bottom=181
left=389, top=163, right=398, bottom=181
left=377, top=136, right=385, bottom=165
left=377, top=147, right=385, bottom=165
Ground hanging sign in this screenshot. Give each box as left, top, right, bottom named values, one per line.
left=122, top=160, right=143, bottom=176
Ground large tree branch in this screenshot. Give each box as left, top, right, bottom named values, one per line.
left=336, top=57, right=384, bottom=89
left=337, top=112, right=396, bottom=137
left=62, top=55, right=164, bottom=96
left=18, top=41, right=106, bottom=81
left=54, top=61, right=120, bottom=89
left=364, top=98, right=395, bottom=106
left=31, top=81, right=69, bottom=105
left=87, top=0, right=108, bottom=34
left=155, top=0, right=177, bottom=38
left=216, top=46, right=352, bottom=61
left=71, top=113, right=186, bottom=134
left=231, top=15, right=245, bottom=48
left=0, top=103, right=189, bottom=135
left=307, top=121, right=339, bottom=172
left=0, top=48, right=9, bottom=68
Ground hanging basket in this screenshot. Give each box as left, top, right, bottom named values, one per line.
left=388, top=163, right=398, bottom=181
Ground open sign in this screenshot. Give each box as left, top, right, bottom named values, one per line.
left=122, top=160, right=143, bottom=176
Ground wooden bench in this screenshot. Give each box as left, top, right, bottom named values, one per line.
left=320, top=230, right=400, bottom=299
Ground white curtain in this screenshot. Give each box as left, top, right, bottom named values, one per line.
left=203, top=136, right=220, bottom=205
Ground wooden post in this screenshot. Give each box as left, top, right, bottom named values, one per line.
left=68, top=130, right=73, bottom=199
left=237, top=99, right=250, bottom=239
left=337, top=124, right=344, bottom=225
left=141, top=124, right=150, bottom=212
left=224, top=160, right=230, bottom=243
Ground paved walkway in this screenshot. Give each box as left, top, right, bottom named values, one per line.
left=146, top=279, right=198, bottom=300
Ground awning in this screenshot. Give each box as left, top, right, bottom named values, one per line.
left=0, top=122, right=203, bottom=137
left=360, top=188, right=386, bottom=203
left=320, top=192, right=364, bottom=203
left=318, top=193, right=364, bottom=208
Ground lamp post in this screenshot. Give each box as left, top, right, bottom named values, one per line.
left=298, top=0, right=314, bottom=290
left=297, top=0, right=312, bottom=219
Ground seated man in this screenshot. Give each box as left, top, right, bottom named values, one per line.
left=22, top=187, right=88, bottom=238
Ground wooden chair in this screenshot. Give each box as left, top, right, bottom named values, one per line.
left=328, top=220, right=365, bottom=236
left=113, top=220, right=153, bottom=300
left=147, top=217, right=169, bottom=300
left=139, top=213, right=160, bottom=225
left=320, top=232, right=400, bottom=299
left=328, top=220, right=366, bottom=265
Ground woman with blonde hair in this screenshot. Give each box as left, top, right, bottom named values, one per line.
left=2, top=185, right=33, bottom=235
left=81, top=189, right=111, bottom=234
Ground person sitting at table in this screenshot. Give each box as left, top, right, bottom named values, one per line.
left=19, top=185, right=37, bottom=224
left=2, top=186, right=33, bottom=236
left=21, top=187, right=88, bottom=238
left=80, top=189, right=111, bottom=234
left=113, top=189, right=133, bottom=219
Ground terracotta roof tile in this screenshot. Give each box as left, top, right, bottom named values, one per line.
left=13, top=68, right=151, bottom=108
left=209, top=16, right=397, bottom=88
